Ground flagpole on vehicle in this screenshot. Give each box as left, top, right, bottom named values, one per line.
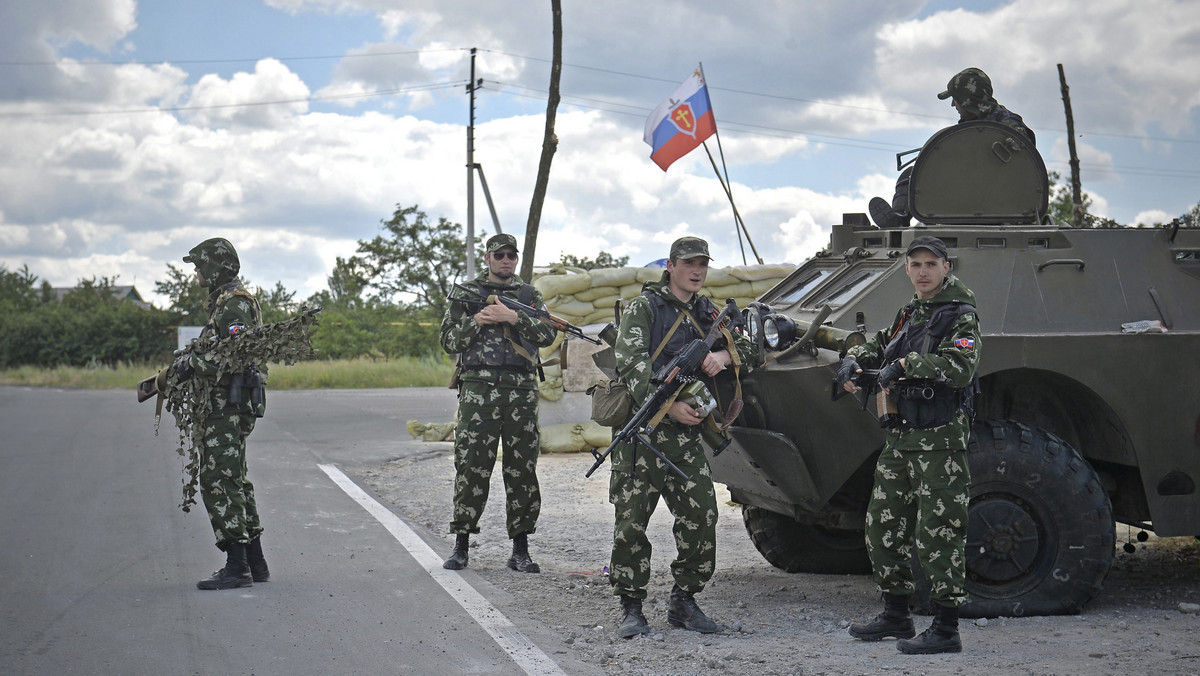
left=699, top=63, right=762, bottom=265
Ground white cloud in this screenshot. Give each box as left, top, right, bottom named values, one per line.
left=184, top=59, right=310, bottom=128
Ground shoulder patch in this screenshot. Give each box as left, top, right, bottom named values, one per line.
left=228, top=322, right=247, bottom=336
left=954, top=337, right=975, bottom=350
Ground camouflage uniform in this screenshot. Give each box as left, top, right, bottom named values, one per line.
left=440, top=270, right=557, bottom=538
left=184, top=238, right=265, bottom=551
left=846, top=274, right=981, bottom=607
left=608, top=271, right=755, bottom=599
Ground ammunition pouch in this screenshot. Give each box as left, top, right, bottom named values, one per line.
left=228, top=366, right=267, bottom=418
left=587, top=379, right=634, bottom=428
left=887, top=379, right=958, bottom=430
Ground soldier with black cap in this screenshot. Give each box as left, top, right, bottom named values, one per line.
left=179, top=237, right=271, bottom=590
left=439, top=233, right=557, bottom=573
left=607, top=236, right=756, bottom=639
left=836, top=235, right=982, bottom=654
left=870, top=67, right=1036, bottom=229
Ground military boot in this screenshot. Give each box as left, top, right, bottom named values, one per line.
left=849, top=592, right=916, bottom=641
left=869, top=196, right=912, bottom=229
left=617, top=595, right=651, bottom=638
left=443, top=534, right=469, bottom=570
left=666, top=584, right=720, bottom=634
left=506, top=533, right=540, bottom=573
left=247, top=535, right=270, bottom=582
left=897, top=603, right=961, bottom=654
left=197, top=543, right=253, bottom=590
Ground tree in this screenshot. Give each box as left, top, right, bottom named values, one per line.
left=356, top=204, right=477, bottom=320
left=326, top=256, right=370, bottom=309
left=0, top=264, right=39, bottom=310
left=254, top=280, right=297, bottom=324
left=1047, top=171, right=1122, bottom=228
left=520, top=0, right=563, bottom=281
left=558, top=251, right=630, bottom=270
left=155, top=263, right=208, bottom=323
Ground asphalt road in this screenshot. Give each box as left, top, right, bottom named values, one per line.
left=0, top=386, right=581, bottom=676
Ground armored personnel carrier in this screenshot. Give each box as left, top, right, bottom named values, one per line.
left=709, top=120, right=1200, bottom=617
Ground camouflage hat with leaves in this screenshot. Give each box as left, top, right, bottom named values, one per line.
left=937, top=67, right=998, bottom=117
left=184, top=237, right=240, bottom=286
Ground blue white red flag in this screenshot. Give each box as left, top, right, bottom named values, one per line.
left=644, top=66, right=717, bottom=171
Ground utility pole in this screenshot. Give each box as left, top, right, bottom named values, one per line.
left=466, top=47, right=480, bottom=278
left=1058, top=63, right=1084, bottom=228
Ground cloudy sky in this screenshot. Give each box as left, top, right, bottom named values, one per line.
left=2, top=0, right=1198, bottom=307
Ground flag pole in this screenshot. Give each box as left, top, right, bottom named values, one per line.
left=698, top=63, right=763, bottom=264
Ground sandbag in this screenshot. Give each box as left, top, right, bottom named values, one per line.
left=575, top=285, right=620, bottom=302
left=589, top=267, right=640, bottom=288
left=535, top=271, right=592, bottom=298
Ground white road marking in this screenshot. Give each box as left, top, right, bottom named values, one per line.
left=318, top=463, right=566, bottom=676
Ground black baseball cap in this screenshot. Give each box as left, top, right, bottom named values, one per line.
left=905, top=235, right=948, bottom=259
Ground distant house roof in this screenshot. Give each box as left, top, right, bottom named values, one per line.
left=51, top=285, right=151, bottom=310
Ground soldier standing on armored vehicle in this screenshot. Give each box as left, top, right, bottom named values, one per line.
left=608, top=236, right=756, bottom=638
left=838, top=236, right=981, bottom=654
left=178, top=238, right=272, bottom=590
left=870, top=67, right=1035, bottom=229
left=439, top=233, right=557, bottom=573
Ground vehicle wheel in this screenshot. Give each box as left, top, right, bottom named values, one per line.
left=742, top=505, right=872, bottom=574
left=916, top=419, right=1114, bottom=617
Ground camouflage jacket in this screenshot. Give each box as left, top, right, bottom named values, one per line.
left=615, top=272, right=756, bottom=416
left=981, top=104, right=1035, bottom=147
left=440, top=271, right=557, bottom=389
left=847, top=274, right=981, bottom=451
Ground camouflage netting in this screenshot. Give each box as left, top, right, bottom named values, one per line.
left=163, top=306, right=321, bottom=511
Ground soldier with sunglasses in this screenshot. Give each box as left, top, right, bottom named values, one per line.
left=439, top=234, right=558, bottom=573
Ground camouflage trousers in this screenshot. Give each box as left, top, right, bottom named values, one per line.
left=865, top=445, right=971, bottom=607
left=609, top=422, right=717, bottom=599
left=199, top=405, right=263, bottom=551
left=450, top=381, right=541, bottom=538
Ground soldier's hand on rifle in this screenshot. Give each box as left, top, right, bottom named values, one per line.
left=474, top=303, right=519, bottom=326
left=700, top=349, right=731, bottom=377
left=172, top=353, right=194, bottom=382
left=877, top=359, right=906, bottom=390
left=667, top=400, right=704, bottom=426
left=837, top=356, right=861, bottom=393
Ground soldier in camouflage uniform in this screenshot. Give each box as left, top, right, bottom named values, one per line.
left=839, top=236, right=982, bottom=654
left=870, top=67, right=1036, bottom=229
left=439, top=233, right=557, bottom=573
left=609, top=236, right=756, bottom=638
left=177, top=237, right=271, bottom=590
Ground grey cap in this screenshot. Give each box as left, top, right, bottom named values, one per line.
left=486, top=233, right=519, bottom=253
left=906, top=235, right=948, bottom=259
left=669, top=236, right=712, bottom=261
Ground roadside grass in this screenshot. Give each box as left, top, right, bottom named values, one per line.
left=0, top=357, right=455, bottom=390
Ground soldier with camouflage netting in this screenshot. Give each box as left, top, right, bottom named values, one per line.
left=869, top=67, right=1036, bottom=229
left=838, top=236, right=982, bottom=654
left=174, top=238, right=271, bottom=590
left=439, top=233, right=557, bottom=573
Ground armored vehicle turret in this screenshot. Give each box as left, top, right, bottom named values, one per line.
left=710, top=120, right=1200, bottom=617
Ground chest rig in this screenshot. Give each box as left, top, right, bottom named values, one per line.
left=882, top=302, right=978, bottom=429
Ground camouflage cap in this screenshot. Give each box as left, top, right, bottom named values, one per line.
left=937, top=67, right=997, bottom=117
left=485, top=233, right=519, bottom=254
left=906, top=235, right=949, bottom=260
left=669, top=236, right=712, bottom=261
left=183, top=237, right=240, bottom=284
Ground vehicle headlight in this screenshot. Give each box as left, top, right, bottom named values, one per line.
left=763, top=314, right=796, bottom=350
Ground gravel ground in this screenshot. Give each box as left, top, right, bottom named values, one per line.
left=355, top=445, right=1200, bottom=676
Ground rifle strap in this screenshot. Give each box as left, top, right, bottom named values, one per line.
left=647, top=383, right=685, bottom=430
left=716, top=326, right=744, bottom=429
left=650, top=309, right=691, bottom=364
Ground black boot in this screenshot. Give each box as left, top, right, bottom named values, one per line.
left=617, top=595, right=651, bottom=638
left=869, top=196, right=912, bottom=228
left=849, top=592, right=916, bottom=641
left=897, top=603, right=961, bottom=654
left=197, top=543, right=253, bottom=590
left=666, top=583, right=720, bottom=634
left=506, top=533, right=540, bottom=573
left=443, top=534, right=469, bottom=570
left=247, top=535, right=270, bottom=582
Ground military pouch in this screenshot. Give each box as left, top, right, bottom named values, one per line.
left=587, top=379, right=633, bottom=428
left=894, top=380, right=956, bottom=430
left=448, top=363, right=463, bottom=389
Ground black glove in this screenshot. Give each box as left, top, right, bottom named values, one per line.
left=172, top=354, right=194, bottom=382
left=836, top=356, right=860, bottom=391
left=877, top=359, right=905, bottom=387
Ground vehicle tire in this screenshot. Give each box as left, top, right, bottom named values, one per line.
left=914, top=419, right=1114, bottom=617
left=742, top=505, right=872, bottom=574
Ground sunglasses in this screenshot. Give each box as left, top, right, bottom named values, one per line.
left=491, top=251, right=519, bottom=260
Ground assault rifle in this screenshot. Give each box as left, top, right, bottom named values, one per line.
left=451, top=283, right=601, bottom=345
left=585, top=298, right=741, bottom=480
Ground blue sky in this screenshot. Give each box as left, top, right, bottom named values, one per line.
left=2, top=0, right=1198, bottom=306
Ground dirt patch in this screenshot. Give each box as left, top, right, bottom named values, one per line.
left=356, top=448, right=1200, bottom=676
